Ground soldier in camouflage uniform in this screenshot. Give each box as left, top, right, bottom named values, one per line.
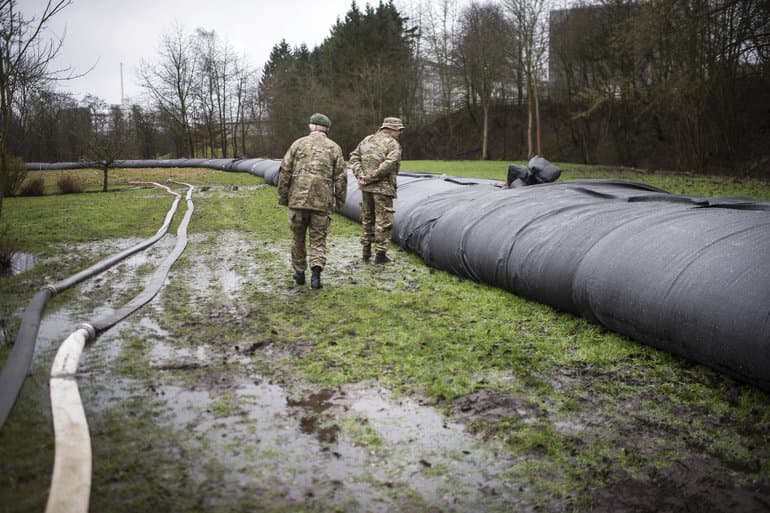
left=348, top=116, right=405, bottom=264
left=277, top=113, right=347, bottom=289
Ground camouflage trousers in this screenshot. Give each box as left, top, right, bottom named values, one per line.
left=288, top=208, right=330, bottom=271
left=359, top=191, right=394, bottom=253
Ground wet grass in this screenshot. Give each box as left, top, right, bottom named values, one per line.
left=402, top=160, right=770, bottom=201
left=1, top=189, right=172, bottom=255
left=1, top=163, right=769, bottom=512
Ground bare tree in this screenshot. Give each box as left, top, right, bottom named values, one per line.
left=456, top=2, right=512, bottom=160
left=194, top=29, right=240, bottom=158
left=84, top=96, right=127, bottom=192
left=130, top=104, right=158, bottom=159
left=504, top=0, right=549, bottom=158
left=419, top=0, right=462, bottom=116
left=0, top=0, right=71, bottom=219
left=230, top=57, right=256, bottom=157
left=139, top=24, right=196, bottom=157
left=214, top=38, right=235, bottom=158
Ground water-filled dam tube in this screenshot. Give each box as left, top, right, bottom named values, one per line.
left=26, top=159, right=770, bottom=391
left=28, top=158, right=284, bottom=186
left=391, top=177, right=770, bottom=391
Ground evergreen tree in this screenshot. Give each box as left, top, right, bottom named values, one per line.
left=315, top=1, right=417, bottom=130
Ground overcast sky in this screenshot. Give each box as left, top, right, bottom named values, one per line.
left=18, top=0, right=363, bottom=105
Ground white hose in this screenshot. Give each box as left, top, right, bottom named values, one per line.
left=44, top=182, right=194, bottom=513
left=46, top=324, right=94, bottom=513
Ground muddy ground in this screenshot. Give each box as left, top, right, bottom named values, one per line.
left=3, top=187, right=770, bottom=512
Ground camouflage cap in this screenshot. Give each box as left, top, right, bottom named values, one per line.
left=380, top=117, right=405, bottom=131
left=310, top=112, right=332, bottom=128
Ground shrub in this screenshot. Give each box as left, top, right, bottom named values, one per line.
left=3, top=155, right=28, bottom=197
left=57, top=175, right=84, bottom=194
left=19, top=177, right=45, bottom=196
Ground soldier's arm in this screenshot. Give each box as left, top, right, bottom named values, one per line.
left=367, top=142, right=401, bottom=183
left=348, top=143, right=363, bottom=179
left=333, top=152, right=347, bottom=211
left=277, top=144, right=296, bottom=205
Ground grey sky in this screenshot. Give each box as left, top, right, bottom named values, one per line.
left=18, top=0, right=359, bottom=105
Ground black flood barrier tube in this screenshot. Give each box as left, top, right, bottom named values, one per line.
left=391, top=177, right=770, bottom=391
left=27, top=158, right=283, bottom=186
left=0, top=182, right=185, bottom=430
left=23, top=159, right=770, bottom=391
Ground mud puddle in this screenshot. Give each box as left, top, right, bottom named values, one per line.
left=24, top=232, right=531, bottom=512
left=73, top=307, right=530, bottom=512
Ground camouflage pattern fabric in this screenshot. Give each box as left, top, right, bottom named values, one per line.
left=360, top=191, right=394, bottom=253
left=288, top=208, right=330, bottom=271
left=349, top=129, right=403, bottom=255
left=277, top=130, right=347, bottom=272
left=277, top=131, right=347, bottom=212
left=348, top=130, right=402, bottom=198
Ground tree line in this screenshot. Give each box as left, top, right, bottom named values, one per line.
left=1, top=0, right=769, bottom=217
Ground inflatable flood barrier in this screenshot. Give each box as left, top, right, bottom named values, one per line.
left=27, top=158, right=770, bottom=391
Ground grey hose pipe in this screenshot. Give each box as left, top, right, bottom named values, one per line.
left=0, top=183, right=183, bottom=429
left=91, top=182, right=193, bottom=333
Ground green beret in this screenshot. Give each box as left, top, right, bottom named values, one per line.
left=310, top=113, right=331, bottom=128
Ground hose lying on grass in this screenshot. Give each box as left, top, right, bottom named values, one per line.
left=23, top=159, right=770, bottom=393
left=44, top=181, right=194, bottom=513
left=0, top=181, right=184, bottom=429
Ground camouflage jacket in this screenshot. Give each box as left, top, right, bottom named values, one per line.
left=277, top=131, right=347, bottom=213
left=348, top=130, right=402, bottom=198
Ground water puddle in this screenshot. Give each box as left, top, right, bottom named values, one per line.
left=330, top=384, right=528, bottom=510
left=6, top=252, right=38, bottom=275
left=74, top=325, right=532, bottom=512
left=182, top=232, right=256, bottom=298
left=126, top=377, right=532, bottom=512
left=19, top=232, right=532, bottom=512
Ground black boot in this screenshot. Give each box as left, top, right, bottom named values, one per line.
left=293, top=270, right=305, bottom=285
left=310, top=266, right=322, bottom=289
left=374, top=251, right=392, bottom=264
left=362, top=243, right=372, bottom=262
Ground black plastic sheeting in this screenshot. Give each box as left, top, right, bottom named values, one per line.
left=26, top=158, right=770, bottom=391
left=506, top=156, right=562, bottom=187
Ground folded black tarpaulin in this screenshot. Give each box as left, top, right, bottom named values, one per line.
left=506, top=155, right=563, bottom=187
left=26, top=159, right=770, bottom=391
